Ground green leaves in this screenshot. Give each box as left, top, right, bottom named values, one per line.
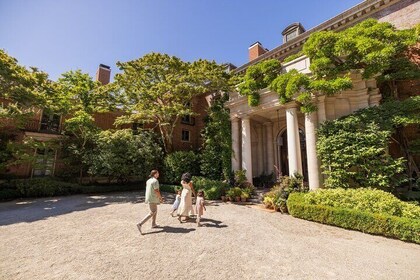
left=114, top=53, right=231, bottom=153
left=317, top=97, right=420, bottom=190
left=238, top=59, right=282, bottom=106
left=303, top=19, right=418, bottom=80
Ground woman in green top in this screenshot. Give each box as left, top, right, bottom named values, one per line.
left=137, top=170, right=164, bottom=235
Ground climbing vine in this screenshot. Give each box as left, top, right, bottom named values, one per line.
left=237, top=59, right=282, bottom=106
left=237, top=19, right=419, bottom=112
left=317, top=96, right=420, bottom=190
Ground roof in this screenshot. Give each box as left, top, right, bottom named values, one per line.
left=234, top=0, right=401, bottom=75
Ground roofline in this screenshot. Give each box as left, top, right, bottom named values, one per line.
left=234, top=0, right=400, bottom=75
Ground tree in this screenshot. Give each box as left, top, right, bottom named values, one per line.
left=113, top=53, right=232, bottom=153
left=89, top=129, right=162, bottom=182
left=0, top=50, right=55, bottom=175
left=54, top=70, right=107, bottom=183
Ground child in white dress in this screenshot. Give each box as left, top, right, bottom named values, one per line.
left=195, top=190, right=206, bottom=227
left=170, top=189, right=182, bottom=216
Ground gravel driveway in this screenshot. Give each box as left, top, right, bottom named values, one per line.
left=0, top=191, right=419, bottom=280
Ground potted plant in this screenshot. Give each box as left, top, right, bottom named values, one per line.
left=240, top=189, right=250, bottom=202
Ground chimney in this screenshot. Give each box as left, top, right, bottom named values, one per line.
left=96, top=64, right=111, bottom=85
left=248, top=41, right=268, bottom=61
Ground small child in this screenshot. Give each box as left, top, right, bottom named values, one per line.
left=195, top=190, right=206, bottom=227
left=171, top=189, right=182, bottom=217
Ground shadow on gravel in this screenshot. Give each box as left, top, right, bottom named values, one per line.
left=142, top=226, right=196, bottom=235
left=176, top=217, right=227, bottom=229
left=0, top=192, right=173, bottom=226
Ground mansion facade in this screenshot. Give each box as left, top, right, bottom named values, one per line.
left=226, top=0, right=419, bottom=189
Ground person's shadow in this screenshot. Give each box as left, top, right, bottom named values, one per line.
left=142, top=226, right=196, bottom=235
left=199, top=218, right=227, bottom=228
left=177, top=217, right=227, bottom=228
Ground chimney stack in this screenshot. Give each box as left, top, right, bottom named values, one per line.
left=96, top=64, right=111, bottom=85
left=248, top=41, right=268, bottom=61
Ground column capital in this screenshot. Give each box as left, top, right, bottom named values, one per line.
left=284, top=102, right=299, bottom=109
left=230, top=116, right=240, bottom=122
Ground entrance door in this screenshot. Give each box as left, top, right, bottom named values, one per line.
left=276, top=129, right=308, bottom=181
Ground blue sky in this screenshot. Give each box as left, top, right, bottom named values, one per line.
left=0, top=0, right=362, bottom=81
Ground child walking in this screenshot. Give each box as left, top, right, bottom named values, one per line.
left=170, top=189, right=182, bottom=217
left=195, top=190, right=206, bottom=227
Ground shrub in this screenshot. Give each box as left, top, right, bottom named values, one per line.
left=262, top=173, right=308, bottom=212
left=192, top=176, right=229, bottom=200
left=0, top=188, right=20, bottom=200
left=163, top=151, right=200, bottom=184
left=288, top=192, right=420, bottom=244
left=159, top=184, right=180, bottom=194
left=303, top=188, right=420, bottom=219
left=226, top=187, right=242, bottom=200
left=6, top=178, right=81, bottom=198
left=89, top=129, right=162, bottom=182
left=0, top=178, right=145, bottom=199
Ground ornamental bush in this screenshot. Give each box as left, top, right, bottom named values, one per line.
left=163, top=151, right=200, bottom=184
left=288, top=192, right=420, bottom=244
left=303, top=188, right=420, bottom=219
left=192, top=176, right=229, bottom=200
left=89, top=129, right=162, bottom=182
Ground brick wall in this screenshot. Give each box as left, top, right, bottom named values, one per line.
left=172, top=94, right=209, bottom=151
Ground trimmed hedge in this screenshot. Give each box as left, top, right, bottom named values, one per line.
left=303, top=188, right=420, bottom=219
left=288, top=193, right=420, bottom=244
left=0, top=178, right=145, bottom=200
left=159, top=184, right=181, bottom=194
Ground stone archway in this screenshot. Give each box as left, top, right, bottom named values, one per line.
left=276, top=128, right=308, bottom=181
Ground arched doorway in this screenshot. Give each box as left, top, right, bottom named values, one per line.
left=276, top=129, right=308, bottom=181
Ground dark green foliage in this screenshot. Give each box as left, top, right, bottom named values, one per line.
left=192, top=176, right=229, bottom=200
left=288, top=192, right=420, bottom=244
left=317, top=97, right=420, bottom=189
left=238, top=59, right=282, bottom=106
left=89, top=129, right=162, bottom=182
left=0, top=178, right=145, bottom=200
left=200, top=93, right=232, bottom=180
left=163, top=151, right=201, bottom=184
left=159, top=184, right=181, bottom=194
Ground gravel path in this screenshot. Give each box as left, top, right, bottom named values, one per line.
left=0, top=191, right=419, bottom=280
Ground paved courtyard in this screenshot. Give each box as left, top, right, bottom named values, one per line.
left=0, top=191, right=419, bottom=280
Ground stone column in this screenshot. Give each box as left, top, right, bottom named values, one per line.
left=257, top=125, right=264, bottom=176
left=286, top=104, right=303, bottom=176
left=241, top=116, right=253, bottom=182
left=305, top=111, right=320, bottom=190
left=231, top=117, right=240, bottom=172
left=317, top=95, right=327, bottom=124
left=264, top=122, right=274, bottom=175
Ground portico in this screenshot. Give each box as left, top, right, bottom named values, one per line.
left=226, top=56, right=381, bottom=189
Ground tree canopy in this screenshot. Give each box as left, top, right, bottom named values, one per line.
left=113, top=52, right=232, bottom=153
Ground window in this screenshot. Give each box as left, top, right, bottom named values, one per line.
left=33, top=148, right=55, bottom=177
left=285, top=31, right=297, bottom=42
left=40, top=112, right=60, bottom=133
left=181, top=130, right=190, bottom=142
left=181, top=115, right=195, bottom=125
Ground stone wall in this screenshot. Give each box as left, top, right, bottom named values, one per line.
left=373, top=0, right=420, bottom=29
